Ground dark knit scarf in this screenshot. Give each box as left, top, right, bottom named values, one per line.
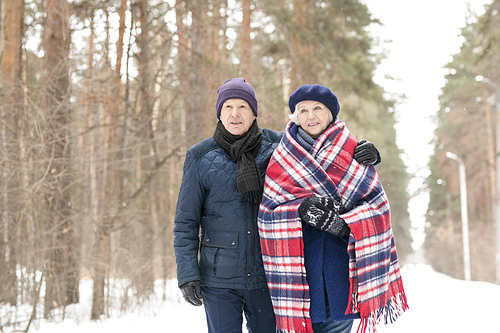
left=296, top=126, right=316, bottom=152
left=295, top=122, right=335, bottom=153
left=213, top=119, right=263, bottom=203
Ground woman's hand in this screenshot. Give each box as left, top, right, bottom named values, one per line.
left=299, top=197, right=350, bottom=237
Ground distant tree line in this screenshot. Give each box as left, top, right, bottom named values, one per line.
left=425, top=0, right=499, bottom=283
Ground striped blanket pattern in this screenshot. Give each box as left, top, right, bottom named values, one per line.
left=258, top=120, right=408, bottom=333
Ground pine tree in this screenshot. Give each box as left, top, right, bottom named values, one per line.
left=426, top=0, right=500, bottom=282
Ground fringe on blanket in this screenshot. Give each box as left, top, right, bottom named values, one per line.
left=356, top=292, right=409, bottom=333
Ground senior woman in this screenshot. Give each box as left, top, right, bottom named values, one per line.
left=258, top=84, right=408, bottom=333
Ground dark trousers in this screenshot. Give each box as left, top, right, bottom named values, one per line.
left=201, top=286, right=276, bottom=333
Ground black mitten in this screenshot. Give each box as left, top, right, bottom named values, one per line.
left=303, top=196, right=342, bottom=212
left=180, top=280, right=203, bottom=306
left=299, top=200, right=350, bottom=237
left=354, top=139, right=381, bottom=166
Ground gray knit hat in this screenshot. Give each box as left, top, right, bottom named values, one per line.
left=216, top=78, right=258, bottom=119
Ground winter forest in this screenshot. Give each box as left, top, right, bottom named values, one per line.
left=0, top=0, right=499, bottom=331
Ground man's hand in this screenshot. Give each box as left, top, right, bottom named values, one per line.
left=180, top=280, right=203, bottom=306
left=354, top=139, right=381, bottom=166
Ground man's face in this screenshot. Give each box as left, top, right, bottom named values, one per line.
left=219, top=98, right=256, bottom=136
left=296, top=100, right=332, bottom=139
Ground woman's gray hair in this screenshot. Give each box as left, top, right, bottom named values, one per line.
left=288, top=105, right=335, bottom=125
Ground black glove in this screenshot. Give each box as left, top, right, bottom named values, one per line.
left=180, top=280, right=203, bottom=306
left=298, top=198, right=350, bottom=238
left=302, top=196, right=341, bottom=212
left=354, top=139, right=381, bottom=166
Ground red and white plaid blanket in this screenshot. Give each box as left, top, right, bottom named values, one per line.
left=258, top=120, right=408, bottom=333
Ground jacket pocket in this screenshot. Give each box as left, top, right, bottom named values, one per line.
left=200, top=230, right=239, bottom=278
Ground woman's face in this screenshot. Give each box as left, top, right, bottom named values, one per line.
left=296, top=100, right=332, bottom=139
left=219, top=98, right=256, bottom=136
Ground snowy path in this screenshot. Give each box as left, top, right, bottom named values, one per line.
left=26, top=264, right=499, bottom=333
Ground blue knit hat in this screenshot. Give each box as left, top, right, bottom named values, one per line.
left=288, top=84, right=340, bottom=119
left=216, top=78, right=258, bottom=119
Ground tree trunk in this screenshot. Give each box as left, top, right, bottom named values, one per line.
left=184, top=0, right=207, bottom=147
left=176, top=0, right=188, bottom=152
left=483, top=88, right=496, bottom=225
left=43, top=0, right=79, bottom=317
left=241, top=0, right=252, bottom=80
left=110, top=0, right=127, bottom=284
left=85, top=10, right=107, bottom=321
left=136, top=0, right=155, bottom=295
left=0, top=0, right=23, bottom=306
left=290, top=0, right=314, bottom=89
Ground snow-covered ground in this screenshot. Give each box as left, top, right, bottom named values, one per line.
left=13, top=263, right=498, bottom=333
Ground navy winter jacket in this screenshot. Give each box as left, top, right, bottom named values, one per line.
left=174, top=129, right=283, bottom=290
